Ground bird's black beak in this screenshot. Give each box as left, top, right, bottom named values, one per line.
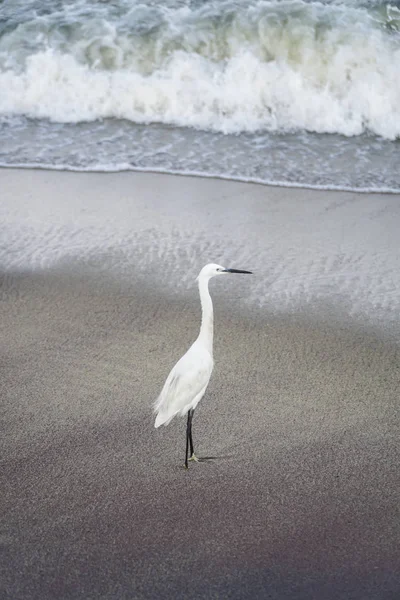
left=223, top=268, right=253, bottom=274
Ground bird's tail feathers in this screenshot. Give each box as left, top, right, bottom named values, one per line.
left=153, top=394, right=163, bottom=414
left=154, top=410, right=177, bottom=428
left=153, top=390, right=174, bottom=427
left=154, top=412, right=164, bottom=428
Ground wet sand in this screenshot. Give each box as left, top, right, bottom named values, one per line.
left=1, top=169, right=399, bottom=599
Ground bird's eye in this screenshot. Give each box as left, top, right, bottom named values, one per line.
left=216, top=268, right=221, bottom=272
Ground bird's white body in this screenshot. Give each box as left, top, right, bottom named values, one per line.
left=154, top=340, right=213, bottom=427
left=154, top=264, right=216, bottom=428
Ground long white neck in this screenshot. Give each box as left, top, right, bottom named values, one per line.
left=197, top=275, right=214, bottom=355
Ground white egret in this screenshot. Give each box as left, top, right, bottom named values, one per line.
left=154, top=263, right=252, bottom=468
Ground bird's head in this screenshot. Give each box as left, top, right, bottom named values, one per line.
left=197, top=263, right=253, bottom=280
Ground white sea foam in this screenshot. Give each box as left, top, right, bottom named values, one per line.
left=0, top=1, right=399, bottom=138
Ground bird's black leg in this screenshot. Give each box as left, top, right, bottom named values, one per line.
left=188, top=410, right=199, bottom=463
left=188, top=409, right=194, bottom=457
left=185, top=411, right=190, bottom=469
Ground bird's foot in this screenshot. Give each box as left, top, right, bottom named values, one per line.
left=188, top=454, right=199, bottom=463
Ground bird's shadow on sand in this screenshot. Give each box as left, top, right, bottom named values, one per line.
left=194, top=454, right=233, bottom=462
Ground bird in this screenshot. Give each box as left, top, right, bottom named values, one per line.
left=154, top=263, right=252, bottom=469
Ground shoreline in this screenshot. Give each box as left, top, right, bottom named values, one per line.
left=1, top=163, right=399, bottom=195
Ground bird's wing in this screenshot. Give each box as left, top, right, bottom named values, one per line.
left=154, top=344, right=213, bottom=426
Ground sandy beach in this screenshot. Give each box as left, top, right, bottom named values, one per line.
left=1, top=168, right=399, bottom=599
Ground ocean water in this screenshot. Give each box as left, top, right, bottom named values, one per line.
left=0, top=0, right=399, bottom=191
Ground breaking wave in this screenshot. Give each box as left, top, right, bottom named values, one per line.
left=0, top=1, right=399, bottom=138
